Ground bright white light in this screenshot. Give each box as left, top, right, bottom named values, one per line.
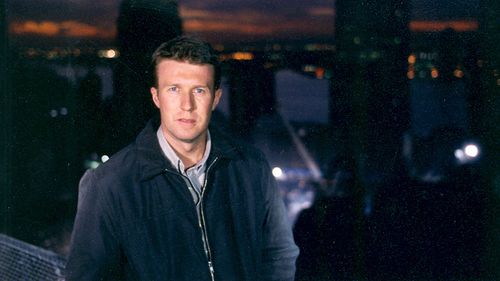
left=454, top=149, right=464, bottom=160
left=98, top=49, right=119, bottom=59
left=106, top=49, right=117, bottom=58
left=272, top=167, right=283, bottom=178
left=455, top=143, right=480, bottom=164
left=101, top=155, right=110, bottom=163
left=464, top=144, right=479, bottom=158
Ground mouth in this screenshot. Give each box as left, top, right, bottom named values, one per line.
left=177, top=118, right=196, bottom=124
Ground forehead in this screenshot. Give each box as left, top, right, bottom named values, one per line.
left=156, top=59, right=214, bottom=82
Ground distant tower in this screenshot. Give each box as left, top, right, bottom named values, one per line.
left=110, top=0, right=182, bottom=152
left=332, top=0, right=410, bottom=171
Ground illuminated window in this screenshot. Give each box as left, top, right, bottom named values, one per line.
left=407, top=71, right=415, bottom=79
left=315, top=67, right=325, bottom=79
left=408, top=54, right=416, bottom=64
left=453, top=69, right=464, bottom=78
left=231, top=52, right=254, bottom=60
left=431, top=68, right=439, bottom=79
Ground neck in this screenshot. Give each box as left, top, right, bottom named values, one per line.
left=164, top=132, right=207, bottom=169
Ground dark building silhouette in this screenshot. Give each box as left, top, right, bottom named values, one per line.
left=330, top=1, right=494, bottom=280
left=0, top=0, right=12, bottom=234
left=225, top=58, right=276, bottom=136
left=331, top=0, right=409, bottom=169
left=294, top=152, right=358, bottom=281
left=331, top=0, right=411, bottom=279
left=110, top=0, right=182, bottom=152
left=332, top=0, right=410, bottom=171
left=478, top=0, right=500, bottom=278
left=7, top=61, right=77, bottom=247
left=405, top=8, right=496, bottom=279
left=75, top=64, right=106, bottom=172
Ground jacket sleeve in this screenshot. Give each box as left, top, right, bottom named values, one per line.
left=65, top=170, right=122, bottom=281
left=261, top=162, right=300, bottom=281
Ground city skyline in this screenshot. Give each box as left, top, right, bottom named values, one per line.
left=7, top=0, right=480, bottom=47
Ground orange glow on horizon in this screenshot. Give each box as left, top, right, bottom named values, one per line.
left=11, top=21, right=60, bottom=36
left=307, top=7, right=335, bottom=17
left=10, top=17, right=478, bottom=42
left=10, top=20, right=116, bottom=38
left=409, top=20, right=478, bottom=32
left=184, top=18, right=334, bottom=37
left=180, top=5, right=334, bottom=38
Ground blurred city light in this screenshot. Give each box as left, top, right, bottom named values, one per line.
left=464, top=144, right=479, bottom=158
left=303, top=65, right=316, bottom=72
left=272, top=167, right=284, bottom=179
left=101, top=155, right=110, bottom=163
left=85, top=160, right=100, bottom=170
left=431, top=67, right=439, bottom=78
left=454, top=149, right=465, bottom=160
left=408, top=54, right=416, bottom=64
left=231, top=52, right=254, bottom=60
left=454, top=142, right=480, bottom=164
left=454, top=69, right=464, bottom=78
left=98, top=49, right=119, bottom=59
left=315, top=68, right=325, bottom=79
left=407, top=70, right=415, bottom=79
left=59, top=107, right=68, bottom=116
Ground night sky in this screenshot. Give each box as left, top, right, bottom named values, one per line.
left=7, top=0, right=480, bottom=46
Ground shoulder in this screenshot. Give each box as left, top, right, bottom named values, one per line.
left=212, top=129, right=269, bottom=167
left=99, top=144, right=138, bottom=177
left=79, top=143, right=140, bottom=194
left=235, top=141, right=268, bottom=164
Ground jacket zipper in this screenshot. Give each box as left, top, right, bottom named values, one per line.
left=165, top=156, right=219, bottom=281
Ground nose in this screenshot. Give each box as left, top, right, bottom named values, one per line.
left=180, top=92, right=195, bottom=112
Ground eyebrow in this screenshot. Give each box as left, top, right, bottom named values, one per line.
left=162, top=84, right=213, bottom=90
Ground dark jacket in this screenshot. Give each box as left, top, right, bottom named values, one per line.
left=66, top=118, right=299, bottom=281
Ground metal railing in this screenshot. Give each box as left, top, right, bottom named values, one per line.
left=0, top=233, right=66, bottom=281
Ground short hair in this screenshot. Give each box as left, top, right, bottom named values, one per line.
left=150, top=36, right=221, bottom=90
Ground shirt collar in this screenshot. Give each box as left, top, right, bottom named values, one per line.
left=156, top=127, right=212, bottom=174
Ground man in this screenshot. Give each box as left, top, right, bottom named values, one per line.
left=66, top=36, right=299, bottom=281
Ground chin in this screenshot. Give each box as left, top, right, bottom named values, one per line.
left=177, top=133, right=203, bottom=143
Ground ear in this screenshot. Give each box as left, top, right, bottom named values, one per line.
left=151, top=87, right=160, bottom=109
left=212, top=88, right=222, bottom=111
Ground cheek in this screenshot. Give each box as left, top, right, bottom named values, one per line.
left=158, top=96, right=176, bottom=109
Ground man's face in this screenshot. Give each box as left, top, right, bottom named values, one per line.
left=151, top=59, right=221, bottom=148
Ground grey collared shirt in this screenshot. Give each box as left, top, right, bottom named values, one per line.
left=156, top=127, right=211, bottom=204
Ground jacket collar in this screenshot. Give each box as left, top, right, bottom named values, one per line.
left=136, top=116, right=239, bottom=181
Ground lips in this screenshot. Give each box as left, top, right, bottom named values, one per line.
left=177, top=118, right=196, bottom=124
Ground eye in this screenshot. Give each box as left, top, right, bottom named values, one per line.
left=193, top=87, right=207, bottom=95
left=166, top=86, right=179, bottom=94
